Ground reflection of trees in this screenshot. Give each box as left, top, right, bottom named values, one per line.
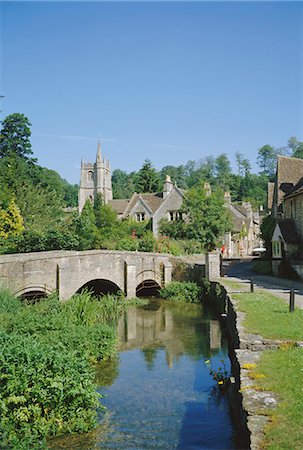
left=142, top=347, right=157, bottom=370
left=117, top=300, right=226, bottom=369
left=94, top=358, right=119, bottom=387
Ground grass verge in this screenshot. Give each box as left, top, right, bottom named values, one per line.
left=233, top=291, right=303, bottom=341
left=250, top=346, right=303, bottom=450
left=230, top=288, right=303, bottom=449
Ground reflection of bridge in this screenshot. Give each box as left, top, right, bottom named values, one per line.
left=0, top=250, right=173, bottom=300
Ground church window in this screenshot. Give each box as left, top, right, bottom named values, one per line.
left=87, top=171, right=94, bottom=183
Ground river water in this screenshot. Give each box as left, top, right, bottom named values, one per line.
left=51, top=299, right=237, bottom=449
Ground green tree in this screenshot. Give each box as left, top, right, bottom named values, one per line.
left=0, top=113, right=34, bottom=160
left=257, top=145, right=277, bottom=177
left=214, top=154, right=232, bottom=189
left=0, top=200, right=24, bottom=239
left=287, top=137, right=303, bottom=159
left=134, top=159, right=160, bottom=193
left=235, top=152, right=251, bottom=176
left=73, top=199, right=97, bottom=250
left=182, top=183, right=231, bottom=251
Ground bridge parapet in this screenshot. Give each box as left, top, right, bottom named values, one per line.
left=0, top=250, right=173, bottom=300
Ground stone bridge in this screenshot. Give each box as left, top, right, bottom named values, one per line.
left=0, top=250, right=174, bottom=300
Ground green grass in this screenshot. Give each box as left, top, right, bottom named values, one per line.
left=220, top=278, right=247, bottom=292
left=250, top=347, right=303, bottom=450
left=231, top=289, right=303, bottom=449
left=233, top=291, right=303, bottom=341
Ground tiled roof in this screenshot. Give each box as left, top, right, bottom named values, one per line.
left=277, top=219, right=302, bottom=244
left=109, top=199, right=130, bottom=214
left=276, top=156, right=303, bottom=206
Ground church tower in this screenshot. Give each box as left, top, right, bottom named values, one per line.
left=78, top=142, right=113, bottom=212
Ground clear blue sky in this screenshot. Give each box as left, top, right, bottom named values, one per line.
left=0, top=1, right=302, bottom=184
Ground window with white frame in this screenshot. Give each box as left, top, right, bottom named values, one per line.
left=168, top=211, right=182, bottom=221
left=135, top=212, right=145, bottom=222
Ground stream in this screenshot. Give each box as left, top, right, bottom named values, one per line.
left=52, top=298, right=237, bottom=449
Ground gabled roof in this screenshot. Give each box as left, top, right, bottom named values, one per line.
left=276, top=219, right=302, bottom=244
left=275, top=155, right=303, bottom=207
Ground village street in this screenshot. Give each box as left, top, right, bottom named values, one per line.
left=224, top=258, right=303, bottom=308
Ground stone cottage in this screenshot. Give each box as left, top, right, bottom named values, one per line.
left=268, top=155, right=303, bottom=277
left=79, top=144, right=259, bottom=254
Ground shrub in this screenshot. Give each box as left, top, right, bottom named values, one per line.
left=138, top=232, right=156, bottom=252
left=160, top=281, right=201, bottom=303
left=115, top=237, right=138, bottom=252
left=0, top=332, right=99, bottom=449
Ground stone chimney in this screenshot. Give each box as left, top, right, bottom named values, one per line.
left=204, top=182, right=211, bottom=197
left=224, top=191, right=231, bottom=204
left=163, top=175, right=173, bottom=198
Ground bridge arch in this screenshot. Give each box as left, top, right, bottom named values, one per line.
left=136, top=279, right=161, bottom=297
left=76, top=279, right=122, bottom=296
left=15, top=285, right=53, bottom=302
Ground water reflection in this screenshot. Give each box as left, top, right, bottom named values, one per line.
left=117, top=301, right=222, bottom=371
left=95, top=300, right=234, bottom=449
left=49, top=300, right=235, bottom=449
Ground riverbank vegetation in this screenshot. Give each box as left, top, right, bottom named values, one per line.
left=160, top=281, right=201, bottom=303
left=228, top=287, right=303, bottom=449
left=0, top=288, right=136, bottom=448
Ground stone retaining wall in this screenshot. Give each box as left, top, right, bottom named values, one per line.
left=209, top=282, right=285, bottom=450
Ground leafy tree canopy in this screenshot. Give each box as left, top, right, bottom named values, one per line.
left=0, top=113, right=34, bottom=160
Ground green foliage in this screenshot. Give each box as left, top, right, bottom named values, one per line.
left=115, top=237, right=139, bottom=251
left=260, top=214, right=276, bottom=257
left=160, top=281, right=201, bottom=303
left=138, top=231, right=156, bottom=252
left=0, top=332, right=99, bottom=449
left=0, top=113, right=33, bottom=160
left=181, top=183, right=231, bottom=251
left=257, top=144, right=277, bottom=177
left=0, top=199, right=24, bottom=239
left=0, top=289, right=124, bottom=447
left=134, top=159, right=160, bottom=193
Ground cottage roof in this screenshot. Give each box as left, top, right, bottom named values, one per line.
left=276, top=219, right=302, bottom=244
left=275, top=155, right=303, bottom=207
left=109, top=199, right=130, bottom=215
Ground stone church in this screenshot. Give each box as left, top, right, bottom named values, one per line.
left=79, top=144, right=260, bottom=253
left=78, top=144, right=184, bottom=237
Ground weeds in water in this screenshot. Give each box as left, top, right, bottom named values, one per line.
left=205, top=359, right=230, bottom=391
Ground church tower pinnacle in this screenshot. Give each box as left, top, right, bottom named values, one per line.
left=78, top=140, right=113, bottom=212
